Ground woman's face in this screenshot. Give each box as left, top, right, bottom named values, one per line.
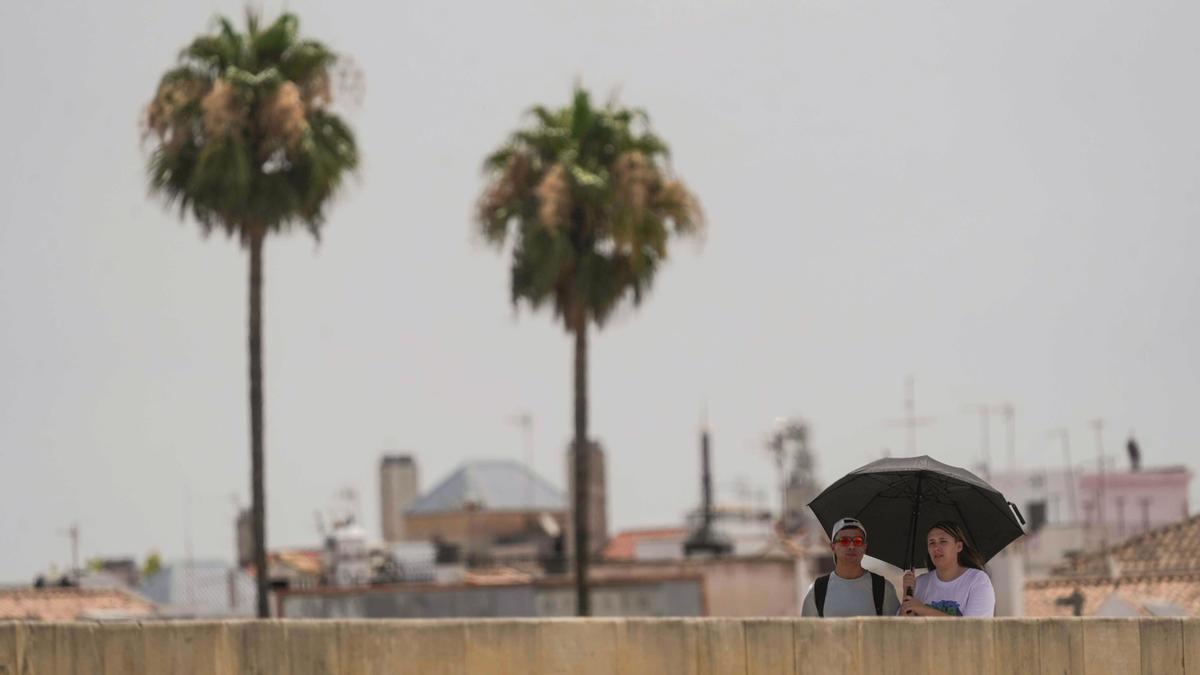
left=927, top=527, right=963, bottom=570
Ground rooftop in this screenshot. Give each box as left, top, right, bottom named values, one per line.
left=602, top=528, right=689, bottom=561
left=1025, top=512, right=1200, bottom=617
left=1025, top=573, right=1200, bottom=617
left=1052, top=513, right=1200, bottom=577
left=406, top=460, right=565, bottom=514
left=0, top=587, right=156, bottom=621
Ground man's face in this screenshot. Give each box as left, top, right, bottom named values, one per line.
left=832, top=527, right=866, bottom=562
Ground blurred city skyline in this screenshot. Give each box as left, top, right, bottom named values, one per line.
left=2, top=0, right=1198, bottom=582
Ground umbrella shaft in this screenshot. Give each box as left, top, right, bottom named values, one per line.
left=904, top=473, right=924, bottom=569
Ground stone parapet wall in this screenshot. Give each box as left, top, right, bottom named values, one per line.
left=1, top=617, right=1198, bottom=674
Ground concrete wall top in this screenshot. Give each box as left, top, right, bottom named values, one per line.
left=2, top=617, right=1198, bottom=675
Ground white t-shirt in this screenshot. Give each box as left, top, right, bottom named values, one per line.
left=911, top=567, right=995, bottom=617
left=801, top=571, right=901, bottom=617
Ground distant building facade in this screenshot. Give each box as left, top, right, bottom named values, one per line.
left=277, top=573, right=703, bottom=619
left=277, top=554, right=805, bottom=619
left=989, top=463, right=1191, bottom=579
left=139, top=560, right=256, bottom=618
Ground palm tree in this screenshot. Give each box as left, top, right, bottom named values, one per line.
left=477, top=88, right=703, bottom=615
left=142, top=12, right=359, bottom=617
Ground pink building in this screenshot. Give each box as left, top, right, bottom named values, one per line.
left=1077, top=466, right=1190, bottom=544
left=989, top=464, right=1192, bottom=579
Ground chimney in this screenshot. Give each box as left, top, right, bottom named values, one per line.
left=566, top=441, right=609, bottom=557
left=235, top=508, right=254, bottom=568
left=684, top=425, right=732, bottom=557
left=380, top=455, right=419, bottom=543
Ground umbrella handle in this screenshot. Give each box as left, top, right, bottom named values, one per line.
left=1008, top=501, right=1026, bottom=526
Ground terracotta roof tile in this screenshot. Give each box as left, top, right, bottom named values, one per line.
left=1027, top=513, right=1200, bottom=617
left=0, top=587, right=156, bottom=621
left=1053, top=514, right=1200, bottom=576
left=602, top=528, right=689, bottom=561
left=1025, top=573, right=1200, bottom=617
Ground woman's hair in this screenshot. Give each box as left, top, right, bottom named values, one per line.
left=924, top=520, right=986, bottom=571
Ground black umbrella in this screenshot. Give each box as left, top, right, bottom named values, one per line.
left=807, top=455, right=1026, bottom=570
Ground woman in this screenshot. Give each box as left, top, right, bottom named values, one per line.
left=899, top=520, right=995, bottom=617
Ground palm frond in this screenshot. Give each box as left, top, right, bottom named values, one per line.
left=476, top=85, right=702, bottom=330
left=146, top=11, right=358, bottom=243
left=252, top=13, right=298, bottom=64
left=279, top=41, right=335, bottom=85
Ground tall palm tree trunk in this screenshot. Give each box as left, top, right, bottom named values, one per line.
left=572, top=312, right=591, bottom=616
left=248, top=227, right=270, bottom=618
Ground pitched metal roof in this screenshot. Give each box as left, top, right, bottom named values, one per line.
left=406, top=460, right=566, bottom=514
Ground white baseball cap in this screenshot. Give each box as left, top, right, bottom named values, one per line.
left=830, top=517, right=867, bottom=540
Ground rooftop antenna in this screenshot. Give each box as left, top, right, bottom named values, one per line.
left=184, top=484, right=195, bottom=609
left=1047, top=428, right=1079, bottom=523
left=995, top=403, right=1016, bottom=471
left=767, top=417, right=789, bottom=526
left=61, top=522, right=80, bottom=581
left=884, top=375, right=935, bottom=454
left=1090, top=418, right=1108, bottom=549
left=510, top=412, right=535, bottom=509
left=964, top=404, right=993, bottom=478
left=334, top=486, right=360, bottom=527
left=722, top=477, right=755, bottom=509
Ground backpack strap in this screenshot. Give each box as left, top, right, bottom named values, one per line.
left=870, top=572, right=885, bottom=616
left=814, top=574, right=831, bottom=617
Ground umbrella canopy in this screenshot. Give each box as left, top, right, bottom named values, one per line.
left=807, top=455, right=1026, bottom=570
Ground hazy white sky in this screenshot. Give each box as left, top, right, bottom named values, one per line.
left=2, top=0, right=1198, bottom=583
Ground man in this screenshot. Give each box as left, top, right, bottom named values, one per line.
left=801, top=517, right=900, bottom=617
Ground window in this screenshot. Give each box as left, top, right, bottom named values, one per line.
left=1026, top=500, right=1048, bottom=533
left=1140, top=498, right=1151, bottom=532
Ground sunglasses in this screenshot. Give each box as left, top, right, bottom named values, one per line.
left=834, top=536, right=865, bottom=547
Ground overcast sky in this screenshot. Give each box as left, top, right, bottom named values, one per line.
left=2, top=0, right=1198, bottom=582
